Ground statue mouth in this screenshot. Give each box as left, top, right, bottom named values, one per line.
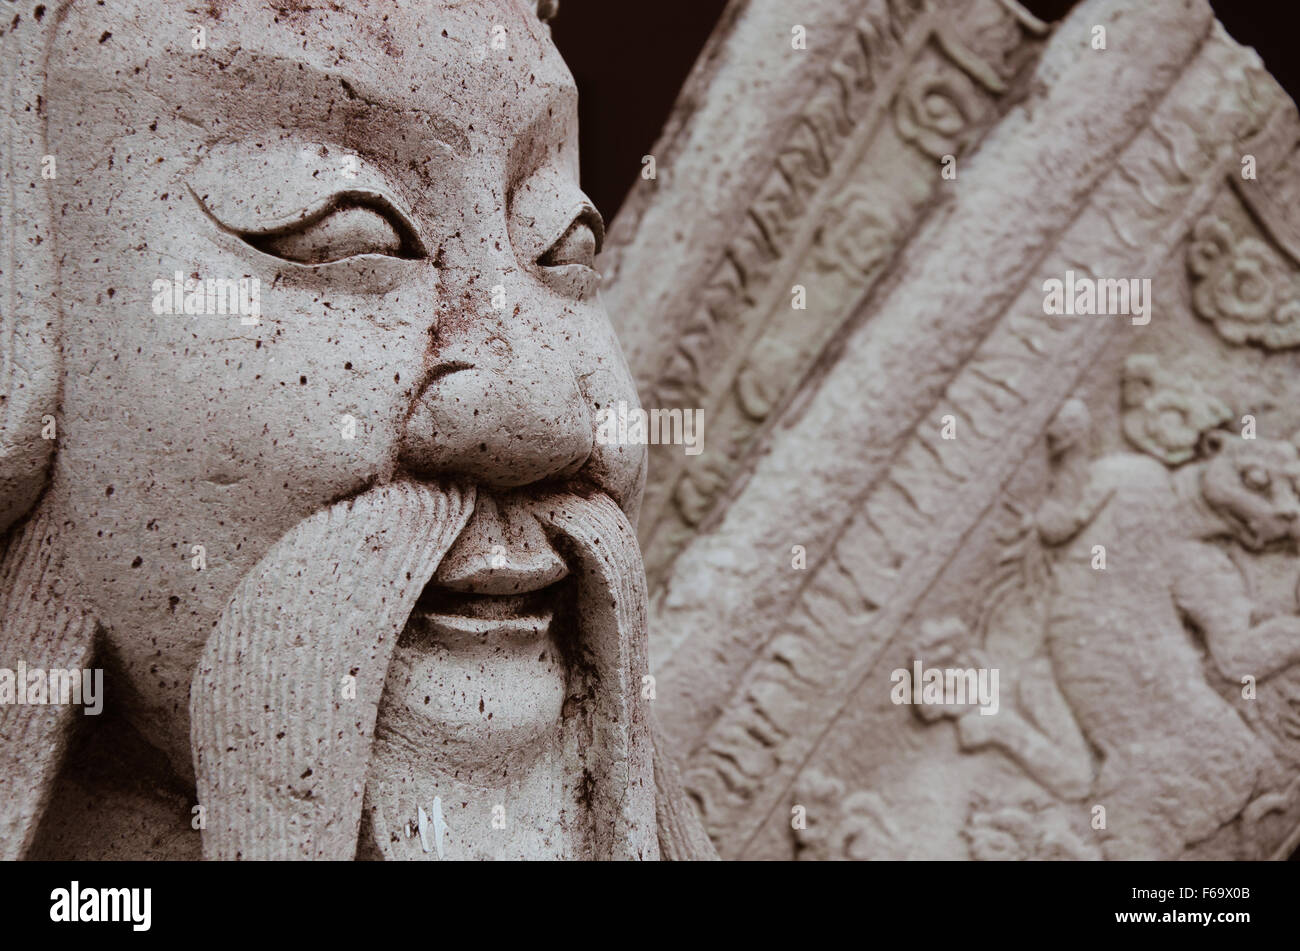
left=381, top=562, right=573, bottom=769
left=401, top=579, right=565, bottom=649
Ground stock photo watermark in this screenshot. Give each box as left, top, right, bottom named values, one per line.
left=0, top=662, right=103, bottom=715
left=594, top=401, right=704, bottom=456
left=151, top=272, right=261, bottom=325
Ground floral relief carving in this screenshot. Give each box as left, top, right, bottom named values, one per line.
left=963, top=797, right=1102, bottom=861
left=893, top=61, right=982, bottom=160
left=1120, top=354, right=1231, bottom=465
left=1188, top=215, right=1300, bottom=349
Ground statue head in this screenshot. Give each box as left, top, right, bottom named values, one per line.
left=1, top=0, right=710, bottom=860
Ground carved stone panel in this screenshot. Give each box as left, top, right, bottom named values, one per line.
left=603, top=0, right=1300, bottom=859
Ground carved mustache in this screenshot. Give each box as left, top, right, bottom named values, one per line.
left=190, top=480, right=474, bottom=860
left=190, top=480, right=656, bottom=860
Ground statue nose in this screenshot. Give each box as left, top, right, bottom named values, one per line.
left=400, top=348, right=594, bottom=488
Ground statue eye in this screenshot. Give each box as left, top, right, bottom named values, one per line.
left=1242, top=466, right=1271, bottom=492
left=246, top=198, right=424, bottom=265
left=538, top=208, right=603, bottom=270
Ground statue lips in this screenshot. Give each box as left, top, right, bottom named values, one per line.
left=403, top=494, right=574, bottom=652
left=403, top=583, right=562, bottom=650
left=379, top=532, right=573, bottom=778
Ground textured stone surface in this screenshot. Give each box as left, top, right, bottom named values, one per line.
left=0, top=0, right=713, bottom=860
left=603, top=0, right=1300, bottom=859
left=7, top=0, right=1300, bottom=864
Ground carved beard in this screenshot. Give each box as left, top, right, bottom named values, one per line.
left=190, top=481, right=657, bottom=860
left=0, top=506, right=98, bottom=860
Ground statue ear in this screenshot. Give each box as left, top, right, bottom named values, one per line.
left=0, top=10, right=60, bottom=534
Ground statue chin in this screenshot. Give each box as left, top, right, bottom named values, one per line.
left=384, top=592, right=572, bottom=769
left=361, top=581, right=577, bottom=860
left=362, top=626, right=576, bottom=860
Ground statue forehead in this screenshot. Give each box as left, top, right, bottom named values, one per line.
left=52, top=0, right=576, bottom=149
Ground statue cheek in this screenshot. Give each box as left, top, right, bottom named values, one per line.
left=572, top=438, right=642, bottom=517
left=570, top=356, right=647, bottom=517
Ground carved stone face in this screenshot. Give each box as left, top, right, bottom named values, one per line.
left=1200, top=436, right=1300, bottom=551
left=40, top=0, right=646, bottom=790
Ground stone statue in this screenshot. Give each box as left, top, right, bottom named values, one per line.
left=0, top=0, right=714, bottom=860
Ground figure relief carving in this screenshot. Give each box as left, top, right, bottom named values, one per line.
left=917, top=391, right=1300, bottom=859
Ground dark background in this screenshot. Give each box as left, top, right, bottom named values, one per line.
left=550, top=0, right=1300, bottom=862
left=552, top=0, right=1300, bottom=222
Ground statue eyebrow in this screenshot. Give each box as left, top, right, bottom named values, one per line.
left=329, top=69, right=471, bottom=158
left=420, top=116, right=472, bottom=159
left=508, top=83, right=579, bottom=186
